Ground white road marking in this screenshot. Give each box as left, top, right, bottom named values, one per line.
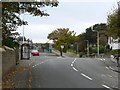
left=32, top=60, right=48, bottom=68
left=71, top=64, right=73, bottom=67
left=106, top=67, right=109, bottom=70
left=103, top=58, right=105, bottom=61
left=72, top=58, right=77, bottom=64
left=108, top=75, right=113, bottom=78
left=102, top=84, right=112, bottom=89
left=109, top=66, right=114, bottom=70
left=73, top=67, right=78, bottom=72
left=81, top=73, right=93, bottom=80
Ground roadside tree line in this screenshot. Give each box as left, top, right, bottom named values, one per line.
left=47, top=4, right=120, bottom=56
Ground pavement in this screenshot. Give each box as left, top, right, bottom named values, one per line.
left=101, top=58, right=120, bottom=73
left=2, top=59, right=34, bottom=89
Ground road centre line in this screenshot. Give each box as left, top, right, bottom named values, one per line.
left=105, top=67, right=109, bottom=70
left=81, top=73, right=93, bottom=80
left=71, top=64, right=73, bottom=67
left=73, top=67, right=78, bottom=72
left=71, top=58, right=78, bottom=72
left=103, top=58, right=105, bottom=61
left=102, top=84, right=112, bottom=90
left=72, top=58, right=77, bottom=64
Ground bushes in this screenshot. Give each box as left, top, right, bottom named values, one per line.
left=110, top=49, right=120, bottom=55
left=2, top=37, right=19, bottom=48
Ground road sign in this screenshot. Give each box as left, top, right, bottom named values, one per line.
left=61, top=45, right=64, bottom=49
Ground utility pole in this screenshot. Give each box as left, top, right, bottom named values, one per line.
left=85, top=40, right=89, bottom=57
left=92, top=26, right=99, bottom=57
left=23, top=14, right=25, bottom=44
left=60, top=45, right=64, bottom=56
left=118, top=1, right=120, bottom=8
left=97, top=31, right=99, bottom=57
left=75, top=42, right=79, bottom=55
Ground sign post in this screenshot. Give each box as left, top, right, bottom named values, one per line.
left=60, top=45, right=64, bottom=56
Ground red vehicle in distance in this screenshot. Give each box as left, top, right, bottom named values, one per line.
left=31, top=50, right=40, bottom=56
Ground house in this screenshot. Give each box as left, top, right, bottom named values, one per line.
left=108, top=37, right=120, bottom=50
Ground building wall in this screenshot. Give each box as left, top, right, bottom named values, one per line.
left=108, top=37, right=120, bottom=50
left=1, top=46, right=16, bottom=76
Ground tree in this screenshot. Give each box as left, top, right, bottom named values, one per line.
left=77, top=23, right=108, bottom=55
left=76, top=33, right=86, bottom=52
left=92, top=23, right=108, bottom=46
left=2, top=1, right=59, bottom=46
left=107, top=8, right=120, bottom=38
left=47, top=28, right=76, bottom=52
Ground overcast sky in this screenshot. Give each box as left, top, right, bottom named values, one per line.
left=17, top=0, right=118, bottom=43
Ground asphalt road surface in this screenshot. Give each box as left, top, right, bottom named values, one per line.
left=30, top=52, right=118, bottom=89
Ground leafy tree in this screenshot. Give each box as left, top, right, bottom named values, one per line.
left=85, top=27, right=96, bottom=46
left=76, top=33, right=86, bottom=53
left=92, top=23, right=108, bottom=46
left=77, top=23, right=108, bottom=55
left=2, top=1, right=59, bottom=47
left=107, top=8, right=120, bottom=38
left=47, top=28, right=76, bottom=52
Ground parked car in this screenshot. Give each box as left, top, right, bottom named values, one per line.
left=31, top=50, right=40, bottom=56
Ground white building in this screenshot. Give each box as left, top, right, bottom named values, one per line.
left=108, top=37, right=120, bottom=50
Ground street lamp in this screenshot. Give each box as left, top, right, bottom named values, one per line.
left=85, top=40, right=89, bottom=57
left=118, top=1, right=120, bottom=8
left=92, top=27, right=100, bottom=57
left=23, top=14, right=25, bottom=44
left=75, top=42, right=79, bottom=55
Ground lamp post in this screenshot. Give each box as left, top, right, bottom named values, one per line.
left=85, top=40, right=89, bottom=57
left=22, top=13, right=26, bottom=44
left=118, top=1, right=120, bottom=29
left=92, top=27, right=100, bottom=57
left=97, top=31, right=100, bottom=57
left=75, top=42, right=79, bottom=55
left=118, top=1, right=120, bottom=8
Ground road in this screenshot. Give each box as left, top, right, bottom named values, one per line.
left=28, top=52, right=118, bottom=89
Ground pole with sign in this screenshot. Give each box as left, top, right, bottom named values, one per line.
left=60, top=45, right=64, bottom=56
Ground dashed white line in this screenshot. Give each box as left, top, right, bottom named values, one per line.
left=102, top=84, right=112, bottom=89
left=71, top=58, right=78, bottom=72
left=71, top=64, right=73, bottom=67
left=32, top=60, right=48, bottom=68
left=106, top=67, right=109, bottom=70
left=73, top=67, right=78, bottom=72
left=81, top=73, right=93, bottom=80
left=109, top=66, right=114, bottom=70
left=103, top=58, right=105, bottom=61
left=72, top=58, right=77, bottom=64
left=107, top=75, right=113, bottom=78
